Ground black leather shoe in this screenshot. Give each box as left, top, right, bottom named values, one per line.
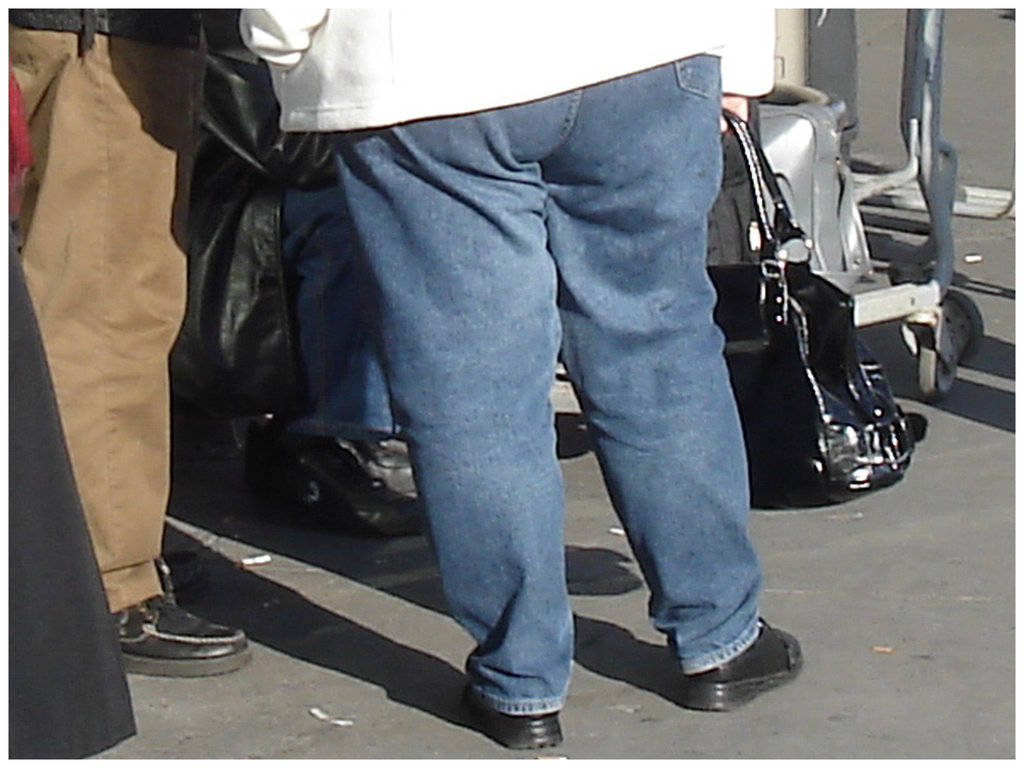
left=676, top=622, right=802, bottom=711
left=462, top=685, right=563, bottom=750
left=244, top=419, right=423, bottom=537
left=345, top=438, right=418, bottom=499
left=115, top=594, right=252, bottom=677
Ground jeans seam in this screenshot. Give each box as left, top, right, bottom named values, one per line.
left=472, top=687, right=566, bottom=716
left=549, top=88, right=584, bottom=156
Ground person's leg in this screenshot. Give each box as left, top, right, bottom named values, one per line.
left=13, top=29, right=198, bottom=611
left=12, top=27, right=250, bottom=676
left=545, top=56, right=763, bottom=669
left=242, top=185, right=421, bottom=537
left=335, top=98, right=580, bottom=717
left=280, top=185, right=397, bottom=439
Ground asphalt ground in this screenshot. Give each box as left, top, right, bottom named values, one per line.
left=99, top=9, right=1015, bottom=761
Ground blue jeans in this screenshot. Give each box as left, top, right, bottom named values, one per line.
left=279, top=185, right=398, bottom=440
left=334, top=56, right=762, bottom=715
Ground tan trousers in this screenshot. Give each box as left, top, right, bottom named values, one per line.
left=11, top=27, right=202, bottom=612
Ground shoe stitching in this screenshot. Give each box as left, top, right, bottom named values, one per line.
left=131, top=622, right=244, bottom=645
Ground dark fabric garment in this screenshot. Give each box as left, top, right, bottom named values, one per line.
left=170, top=9, right=338, bottom=417
left=8, top=239, right=136, bottom=759
left=196, top=9, right=336, bottom=190
left=9, top=9, right=202, bottom=50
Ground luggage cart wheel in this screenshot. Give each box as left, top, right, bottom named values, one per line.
left=903, top=289, right=985, bottom=403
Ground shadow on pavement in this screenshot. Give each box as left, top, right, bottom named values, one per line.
left=165, top=408, right=649, bottom=725
left=573, top=615, right=689, bottom=705
left=858, top=318, right=1014, bottom=434
left=164, top=532, right=473, bottom=731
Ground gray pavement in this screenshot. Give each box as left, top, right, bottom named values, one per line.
left=100, top=9, right=1015, bottom=760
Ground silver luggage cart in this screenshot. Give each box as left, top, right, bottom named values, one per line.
left=759, top=9, right=987, bottom=402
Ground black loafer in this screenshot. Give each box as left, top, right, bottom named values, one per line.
left=462, top=685, right=563, bottom=750
left=115, top=594, right=252, bottom=677
left=244, top=420, right=423, bottom=537
left=676, top=622, right=802, bottom=711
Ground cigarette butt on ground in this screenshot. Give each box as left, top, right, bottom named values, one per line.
left=241, top=554, right=272, bottom=567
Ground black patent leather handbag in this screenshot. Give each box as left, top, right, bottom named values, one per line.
left=708, top=110, right=919, bottom=508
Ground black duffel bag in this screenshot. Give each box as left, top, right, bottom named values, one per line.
left=707, top=110, right=919, bottom=508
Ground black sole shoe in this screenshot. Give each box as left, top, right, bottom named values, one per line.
left=462, top=686, right=563, bottom=750
left=676, top=622, right=802, bottom=712
left=122, top=646, right=253, bottom=678
left=244, top=420, right=422, bottom=538
left=116, top=595, right=252, bottom=678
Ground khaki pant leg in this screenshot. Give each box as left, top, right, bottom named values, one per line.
left=11, top=28, right=202, bottom=613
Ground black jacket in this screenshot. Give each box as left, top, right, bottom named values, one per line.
left=170, top=10, right=337, bottom=417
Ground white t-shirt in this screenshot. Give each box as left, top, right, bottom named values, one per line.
left=241, top=8, right=776, bottom=132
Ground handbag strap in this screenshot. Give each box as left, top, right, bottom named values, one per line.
left=721, top=109, right=810, bottom=327
left=721, top=109, right=807, bottom=254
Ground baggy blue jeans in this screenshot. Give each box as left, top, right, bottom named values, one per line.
left=279, top=185, right=399, bottom=440
left=334, top=55, right=762, bottom=715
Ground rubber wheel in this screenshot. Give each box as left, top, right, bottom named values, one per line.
left=915, top=289, right=985, bottom=403
left=942, top=288, right=985, bottom=362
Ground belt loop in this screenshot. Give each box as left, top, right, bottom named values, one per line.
left=78, top=9, right=97, bottom=56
